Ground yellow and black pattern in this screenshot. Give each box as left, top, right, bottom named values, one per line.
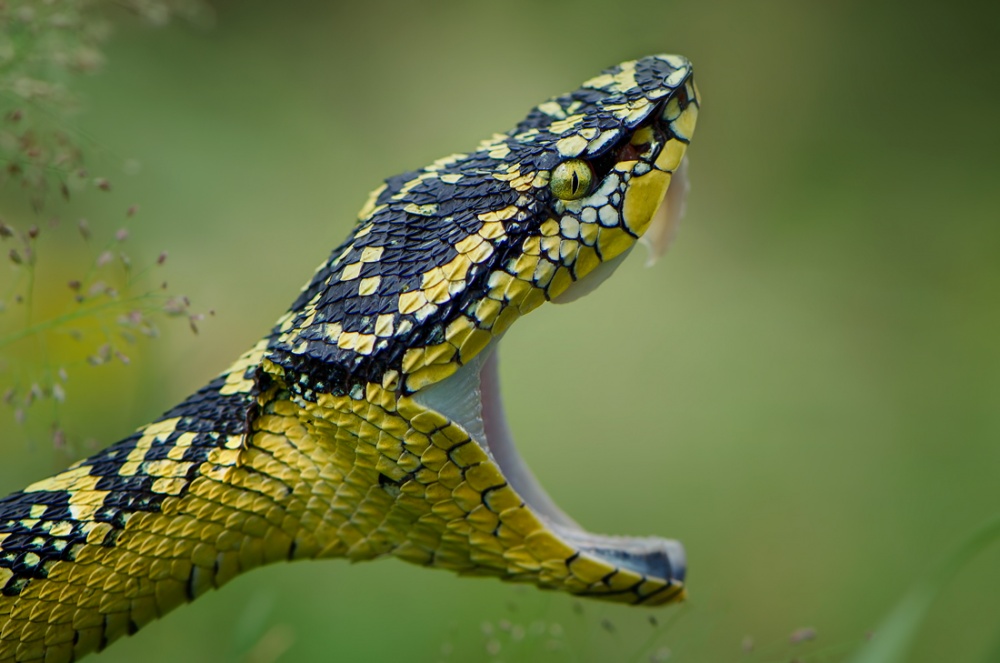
left=0, top=55, right=699, bottom=662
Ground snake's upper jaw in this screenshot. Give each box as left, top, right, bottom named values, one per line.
left=413, top=337, right=687, bottom=604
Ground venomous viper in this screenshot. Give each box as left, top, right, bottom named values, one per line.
left=0, top=54, right=699, bottom=661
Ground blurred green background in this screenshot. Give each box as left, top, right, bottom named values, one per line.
left=2, top=0, right=999, bottom=661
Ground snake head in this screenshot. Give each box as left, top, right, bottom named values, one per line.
left=265, top=55, right=699, bottom=605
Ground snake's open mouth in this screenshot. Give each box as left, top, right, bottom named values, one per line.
left=414, top=165, right=690, bottom=598
left=479, top=347, right=687, bottom=584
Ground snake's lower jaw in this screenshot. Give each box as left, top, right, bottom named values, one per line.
left=414, top=337, right=687, bottom=604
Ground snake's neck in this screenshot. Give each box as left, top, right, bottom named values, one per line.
left=246, top=356, right=535, bottom=573
left=235, top=379, right=397, bottom=562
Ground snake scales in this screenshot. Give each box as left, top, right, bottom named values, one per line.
left=0, top=55, right=699, bottom=662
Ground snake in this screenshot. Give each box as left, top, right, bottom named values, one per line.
left=0, top=54, right=699, bottom=662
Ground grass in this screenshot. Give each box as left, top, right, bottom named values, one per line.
left=0, top=0, right=209, bottom=446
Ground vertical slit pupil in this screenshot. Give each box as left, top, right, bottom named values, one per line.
left=571, top=170, right=579, bottom=194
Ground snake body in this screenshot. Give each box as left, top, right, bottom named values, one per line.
left=0, top=55, right=699, bottom=662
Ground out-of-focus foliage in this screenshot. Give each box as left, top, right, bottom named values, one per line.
left=0, top=0, right=211, bottom=202
left=850, top=517, right=1000, bottom=663
left=1, top=1, right=998, bottom=662
left=0, top=0, right=210, bottom=449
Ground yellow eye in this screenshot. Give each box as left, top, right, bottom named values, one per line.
left=550, top=159, right=594, bottom=201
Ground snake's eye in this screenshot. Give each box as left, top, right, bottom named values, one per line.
left=550, top=159, right=594, bottom=201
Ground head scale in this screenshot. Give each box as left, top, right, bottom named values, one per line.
left=267, top=54, right=700, bottom=397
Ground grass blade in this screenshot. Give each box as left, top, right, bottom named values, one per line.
left=848, top=517, right=1000, bottom=663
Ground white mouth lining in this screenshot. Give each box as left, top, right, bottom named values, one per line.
left=479, top=346, right=580, bottom=530
left=412, top=340, right=575, bottom=529
left=410, top=339, right=585, bottom=532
